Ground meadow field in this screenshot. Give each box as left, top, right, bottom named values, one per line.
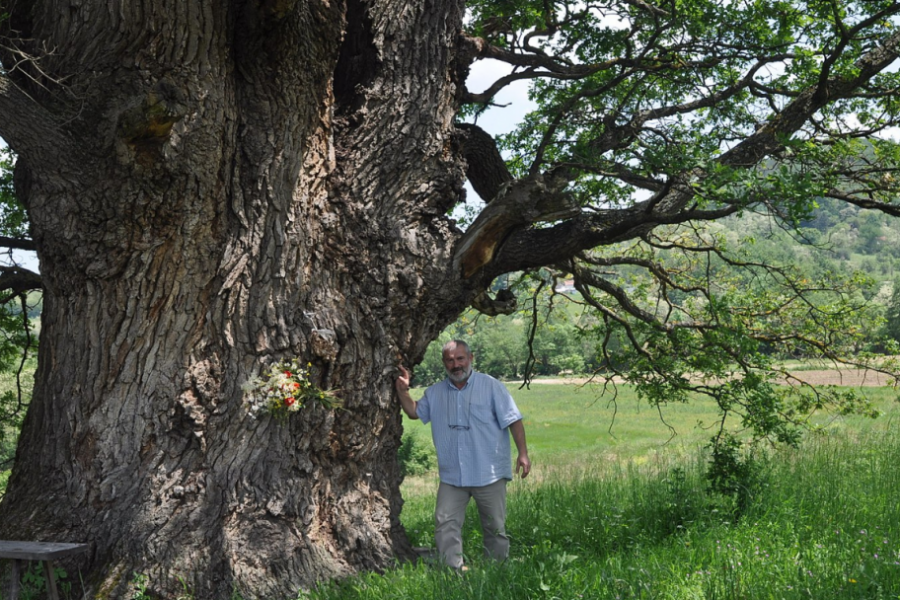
left=308, top=381, right=900, bottom=600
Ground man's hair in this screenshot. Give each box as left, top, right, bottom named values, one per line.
left=442, top=339, right=472, bottom=356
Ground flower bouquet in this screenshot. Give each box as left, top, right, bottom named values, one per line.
left=242, top=358, right=342, bottom=420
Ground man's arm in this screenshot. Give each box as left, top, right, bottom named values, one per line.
left=509, top=419, right=531, bottom=478
left=395, top=365, right=419, bottom=420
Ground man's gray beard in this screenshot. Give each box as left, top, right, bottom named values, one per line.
left=447, top=365, right=473, bottom=384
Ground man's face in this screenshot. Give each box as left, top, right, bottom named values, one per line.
left=443, top=344, right=473, bottom=384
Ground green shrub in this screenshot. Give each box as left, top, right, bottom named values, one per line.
left=705, top=433, right=770, bottom=517
left=397, top=431, right=435, bottom=477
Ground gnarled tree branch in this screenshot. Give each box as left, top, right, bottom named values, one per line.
left=0, top=265, right=42, bottom=296
left=0, top=236, right=36, bottom=252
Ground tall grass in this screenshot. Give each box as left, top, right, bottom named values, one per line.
left=306, top=401, right=900, bottom=600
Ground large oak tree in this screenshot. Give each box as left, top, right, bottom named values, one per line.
left=1, top=0, right=900, bottom=597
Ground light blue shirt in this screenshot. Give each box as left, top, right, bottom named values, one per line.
left=416, top=371, right=523, bottom=488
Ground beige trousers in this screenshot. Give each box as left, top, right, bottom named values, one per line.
left=434, top=479, right=509, bottom=568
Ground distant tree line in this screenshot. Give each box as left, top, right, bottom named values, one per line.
left=413, top=294, right=596, bottom=386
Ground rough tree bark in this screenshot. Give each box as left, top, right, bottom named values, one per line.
left=0, top=0, right=478, bottom=597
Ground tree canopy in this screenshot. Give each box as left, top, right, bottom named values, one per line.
left=450, top=0, right=900, bottom=455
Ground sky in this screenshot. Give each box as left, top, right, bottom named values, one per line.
left=465, top=59, right=536, bottom=136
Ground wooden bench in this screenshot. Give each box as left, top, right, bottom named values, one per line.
left=0, top=541, right=88, bottom=600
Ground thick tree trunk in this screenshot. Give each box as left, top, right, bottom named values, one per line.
left=0, top=0, right=471, bottom=597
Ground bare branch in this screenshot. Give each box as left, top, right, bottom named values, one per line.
left=458, top=34, right=624, bottom=104
left=0, top=236, right=37, bottom=252
left=0, top=266, right=42, bottom=296
left=619, top=0, right=670, bottom=18
left=823, top=190, right=900, bottom=218
left=477, top=200, right=738, bottom=280
left=520, top=278, right=546, bottom=388
left=573, top=263, right=664, bottom=328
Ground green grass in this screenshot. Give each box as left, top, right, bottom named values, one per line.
left=317, top=383, right=900, bottom=600
left=402, top=382, right=712, bottom=472
left=320, top=430, right=900, bottom=600
left=512, top=382, right=721, bottom=467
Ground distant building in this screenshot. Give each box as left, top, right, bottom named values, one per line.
left=555, top=279, right=576, bottom=294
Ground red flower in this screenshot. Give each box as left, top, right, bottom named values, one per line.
left=284, top=370, right=292, bottom=377
left=294, top=382, right=301, bottom=389
left=285, top=397, right=296, bottom=406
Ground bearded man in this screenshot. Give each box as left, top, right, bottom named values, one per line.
left=395, top=339, right=531, bottom=569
